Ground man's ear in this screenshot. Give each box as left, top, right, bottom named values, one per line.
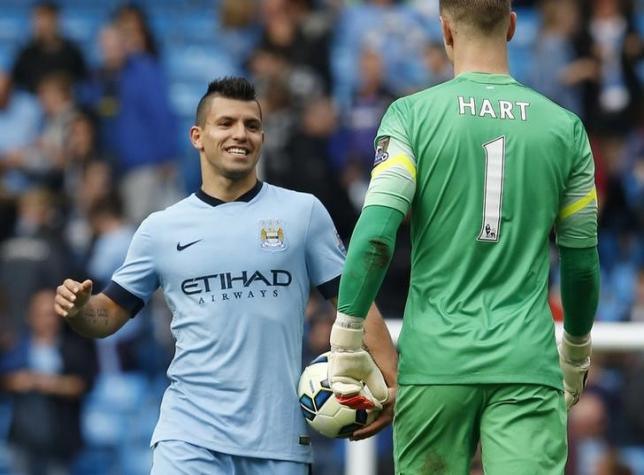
left=507, top=12, right=517, bottom=42
left=440, top=15, right=454, bottom=62
left=190, top=125, right=203, bottom=151
left=440, top=16, right=454, bottom=48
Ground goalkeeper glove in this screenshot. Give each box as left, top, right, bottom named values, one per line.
left=558, top=331, right=591, bottom=410
left=328, top=312, right=389, bottom=410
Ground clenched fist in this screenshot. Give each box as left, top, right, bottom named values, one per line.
left=54, top=279, right=93, bottom=319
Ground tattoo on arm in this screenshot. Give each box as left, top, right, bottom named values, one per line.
left=80, top=306, right=110, bottom=328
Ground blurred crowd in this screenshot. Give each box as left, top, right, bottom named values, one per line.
left=0, top=0, right=642, bottom=474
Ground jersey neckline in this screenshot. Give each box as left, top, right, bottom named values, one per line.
left=456, top=72, right=517, bottom=85
left=195, top=180, right=263, bottom=207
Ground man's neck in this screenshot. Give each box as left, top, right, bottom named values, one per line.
left=452, top=39, right=510, bottom=77
left=201, top=173, right=258, bottom=202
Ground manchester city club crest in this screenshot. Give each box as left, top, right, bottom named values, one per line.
left=260, top=219, right=287, bottom=250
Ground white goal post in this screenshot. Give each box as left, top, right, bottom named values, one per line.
left=345, top=321, right=644, bottom=475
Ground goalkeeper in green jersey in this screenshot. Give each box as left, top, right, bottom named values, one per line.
left=328, top=0, right=600, bottom=473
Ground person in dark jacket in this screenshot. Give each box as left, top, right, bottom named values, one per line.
left=11, top=2, right=87, bottom=93
left=0, top=288, right=97, bottom=475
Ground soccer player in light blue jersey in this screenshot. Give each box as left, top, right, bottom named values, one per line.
left=54, top=77, right=397, bottom=474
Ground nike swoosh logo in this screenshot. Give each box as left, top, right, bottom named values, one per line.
left=176, top=239, right=202, bottom=251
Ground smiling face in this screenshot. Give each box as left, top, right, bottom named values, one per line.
left=190, top=96, right=264, bottom=182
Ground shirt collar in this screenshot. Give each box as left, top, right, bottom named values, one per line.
left=196, top=181, right=263, bottom=207
left=456, top=72, right=517, bottom=85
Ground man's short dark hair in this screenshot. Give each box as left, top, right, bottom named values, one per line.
left=33, top=1, right=59, bottom=15
left=88, top=193, right=124, bottom=220
left=439, top=0, right=511, bottom=33
left=195, top=77, right=261, bottom=127
left=37, top=71, right=73, bottom=96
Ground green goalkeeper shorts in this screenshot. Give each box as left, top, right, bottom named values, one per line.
left=394, top=384, right=567, bottom=475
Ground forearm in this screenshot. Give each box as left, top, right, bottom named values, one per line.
left=363, top=304, right=397, bottom=387
left=559, top=245, right=600, bottom=337
left=66, top=293, right=128, bottom=339
left=337, top=205, right=404, bottom=318
left=35, top=374, right=87, bottom=398
left=1, top=372, right=85, bottom=397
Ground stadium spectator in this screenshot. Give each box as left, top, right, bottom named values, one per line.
left=634, top=268, right=644, bottom=321
left=0, top=70, right=42, bottom=196
left=85, top=194, right=134, bottom=291
left=61, top=112, right=105, bottom=201
left=582, top=0, right=642, bottom=134
left=0, top=288, right=96, bottom=475
left=217, top=0, right=260, bottom=63
left=568, top=391, right=611, bottom=475
left=250, top=44, right=325, bottom=113
left=64, top=159, right=115, bottom=265
left=258, top=0, right=333, bottom=92
left=530, top=0, right=597, bottom=117
left=284, top=96, right=358, bottom=239
left=0, top=189, right=73, bottom=344
left=10, top=2, right=87, bottom=93
left=341, top=47, right=394, bottom=211
left=621, top=114, right=644, bottom=234
left=85, top=194, right=147, bottom=375
left=2, top=72, right=80, bottom=194
left=595, top=450, right=634, bottom=475
left=113, top=4, right=160, bottom=59
left=84, top=23, right=179, bottom=224
left=424, top=41, right=453, bottom=86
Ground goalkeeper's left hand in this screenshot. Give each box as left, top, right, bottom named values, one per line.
left=328, top=312, right=389, bottom=411
left=558, top=331, right=591, bottom=410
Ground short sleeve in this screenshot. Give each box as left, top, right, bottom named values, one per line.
left=555, top=119, right=598, bottom=248
left=375, top=99, right=408, bottom=146
left=366, top=99, right=417, bottom=214
left=305, top=198, right=345, bottom=294
left=109, top=217, right=160, bottom=306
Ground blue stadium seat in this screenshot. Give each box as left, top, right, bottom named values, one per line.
left=60, top=9, right=107, bottom=44
left=56, top=0, right=119, bottom=7
left=0, top=8, right=29, bottom=43
left=164, top=46, right=241, bottom=83
left=169, top=81, right=206, bottom=117
left=149, top=8, right=179, bottom=36
left=0, top=42, right=18, bottom=71
left=174, top=12, right=219, bottom=43
left=72, top=446, right=115, bottom=475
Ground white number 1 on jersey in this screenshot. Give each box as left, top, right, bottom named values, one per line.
left=478, top=136, right=505, bottom=243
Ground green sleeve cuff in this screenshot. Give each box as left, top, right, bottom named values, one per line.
left=559, top=245, right=600, bottom=336
left=337, top=205, right=404, bottom=318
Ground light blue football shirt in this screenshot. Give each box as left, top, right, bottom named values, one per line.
left=104, top=182, right=345, bottom=463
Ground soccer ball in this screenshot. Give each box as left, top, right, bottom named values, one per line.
left=298, top=352, right=380, bottom=438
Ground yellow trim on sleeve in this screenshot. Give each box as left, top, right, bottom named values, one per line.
left=371, top=154, right=417, bottom=180
left=559, top=187, right=597, bottom=220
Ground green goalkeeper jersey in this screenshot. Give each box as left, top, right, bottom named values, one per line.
left=371, top=72, right=597, bottom=389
